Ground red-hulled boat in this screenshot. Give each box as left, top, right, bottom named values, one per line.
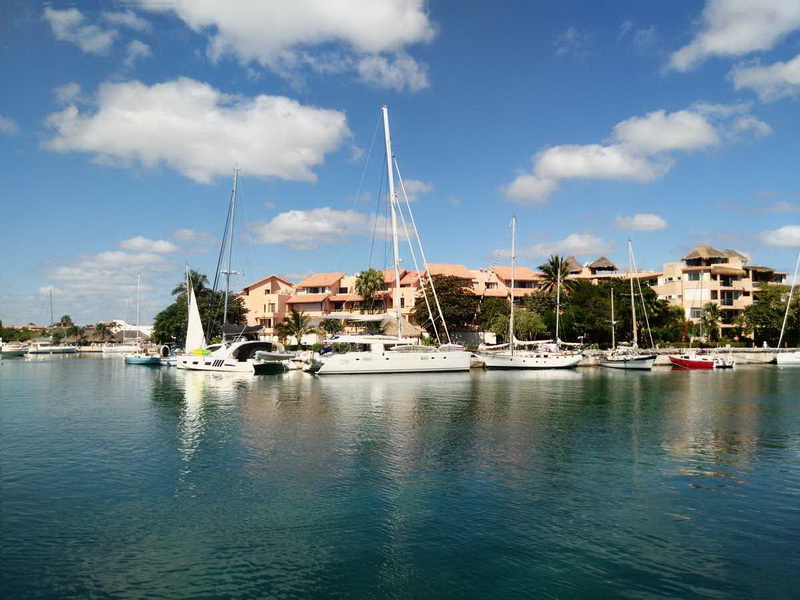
left=669, top=354, right=714, bottom=369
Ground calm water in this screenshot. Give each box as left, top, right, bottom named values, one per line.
left=2, top=356, right=799, bottom=599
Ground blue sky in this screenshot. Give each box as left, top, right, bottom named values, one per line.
left=2, top=0, right=800, bottom=325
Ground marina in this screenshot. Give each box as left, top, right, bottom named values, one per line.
left=2, top=356, right=798, bottom=598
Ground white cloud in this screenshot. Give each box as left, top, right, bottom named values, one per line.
left=732, top=54, right=800, bottom=101
left=43, top=78, right=350, bottom=184
left=119, top=236, right=179, bottom=253
left=250, top=207, right=407, bottom=251
left=172, top=229, right=215, bottom=243
left=0, top=115, right=18, bottom=135
left=502, top=103, right=768, bottom=204
left=614, top=213, right=668, bottom=231
left=398, top=178, right=433, bottom=202
left=53, top=82, right=82, bottom=104
left=517, top=233, right=613, bottom=261
left=502, top=174, right=559, bottom=204
left=554, top=27, right=591, bottom=58
left=762, top=225, right=800, bottom=247
left=356, top=53, right=429, bottom=91
left=44, top=7, right=116, bottom=55
left=123, top=40, right=152, bottom=69
left=612, top=110, right=720, bottom=154
left=141, top=0, right=435, bottom=90
left=102, top=11, right=151, bottom=32
left=670, top=0, right=800, bottom=71
left=535, top=144, right=668, bottom=182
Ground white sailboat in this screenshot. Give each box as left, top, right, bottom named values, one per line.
left=177, top=173, right=293, bottom=375
left=477, top=216, right=583, bottom=369
left=600, top=240, right=657, bottom=370
left=125, top=274, right=160, bottom=365
left=316, top=106, right=471, bottom=375
left=28, top=288, right=77, bottom=354
left=776, top=250, right=800, bottom=366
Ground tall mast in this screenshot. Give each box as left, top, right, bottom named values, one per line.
left=222, top=168, right=240, bottom=325
left=778, top=250, right=800, bottom=349
left=135, top=273, right=141, bottom=346
left=555, top=263, right=561, bottom=345
left=49, top=287, right=54, bottom=328
left=382, top=106, right=403, bottom=341
left=509, top=216, right=516, bottom=355
left=611, top=288, right=616, bottom=350
left=628, top=239, right=638, bottom=347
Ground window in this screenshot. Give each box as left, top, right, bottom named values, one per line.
left=690, top=308, right=703, bottom=319
left=268, top=303, right=276, bottom=313
left=486, top=283, right=498, bottom=290
left=687, top=272, right=702, bottom=281
left=339, top=287, right=348, bottom=294
left=711, top=291, right=718, bottom=300
left=400, top=297, right=405, bottom=308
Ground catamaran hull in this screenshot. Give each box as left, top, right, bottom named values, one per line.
left=600, top=354, right=657, bottom=370
left=180, top=357, right=284, bottom=374
left=477, top=352, right=583, bottom=369
left=317, top=351, right=471, bottom=375
left=776, top=351, right=800, bottom=366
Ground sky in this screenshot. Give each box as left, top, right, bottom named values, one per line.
left=1, top=0, right=800, bottom=326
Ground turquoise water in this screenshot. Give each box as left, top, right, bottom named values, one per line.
left=2, top=356, right=799, bottom=599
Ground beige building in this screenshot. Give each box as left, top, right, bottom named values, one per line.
left=652, top=245, right=785, bottom=335
left=238, top=274, right=295, bottom=338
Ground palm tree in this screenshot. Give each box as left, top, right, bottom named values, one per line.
left=701, top=302, right=721, bottom=342
left=355, top=268, right=386, bottom=313
left=275, top=309, right=311, bottom=345
left=95, top=322, right=113, bottom=342
left=172, top=269, right=209, bottom=297
left=538, top=255, right=573, bottom=294
left=319, top=319, right=343, bottom=336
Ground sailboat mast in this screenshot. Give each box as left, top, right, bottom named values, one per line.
left=135, top=273, right=140, bottom=346
left=555, top=265, right=561, bottom=345
left=778, top=250, right=800, bottom=348
left=223, top=168, right=239, bottom=325
left=382, top=106, right=403, bottom=340
left=611, top=288, right=616, bottom=350
left=628, top=239, right=638, bottom=347
left=49, top=287, right=54, bottom=328
left=509, top=216, right=516, bottom=355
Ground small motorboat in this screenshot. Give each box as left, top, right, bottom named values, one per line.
left=669, top=352, right=734, bottom=369
left=124, top=351, right=161, bottom=365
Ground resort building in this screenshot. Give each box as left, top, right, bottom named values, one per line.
left=238, top=274, right=295, bottom=338
left=652, top=245, right=785, bottom=335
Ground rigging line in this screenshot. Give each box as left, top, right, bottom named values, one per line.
left=368, top=149, right=387, bottom=268
left=777, top=250, right=800, bottom=348
left=206, top=181, right=234, bottom=340
left=395, top=168, right=441, bottom=345
left=236, top=175, right=257, bottom=287
left=336, top=113, right=383, bottom=270
left=471, top=217, right=513, bottom=326
left=630, top=244, right=656, bottom=349
left=394, top=157, right=451, bottom=344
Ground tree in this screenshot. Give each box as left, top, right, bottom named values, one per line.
left=275, top=309, right=311, bottom=345
left=740, top=284, right=790, bottom=345
left=412, top=275, right=478, bottom=338
left=319, top=319, right=343, bottom=336
left=701, top=302, right=721, bottom=342
left=152, top=289, right=247, bottom=345
left=490, top=308, right=547, bottom=342
left=171, top=269, right=210, bottom=297
left=355, top=268, right=386, bottom=313
left=59, top=315, right=74, bottom=328
left=538, top=255, right=574, bottom=295
left=95, top=322, right=114, bottom=342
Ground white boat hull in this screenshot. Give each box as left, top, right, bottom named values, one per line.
left=776, top=351, right=800, bottom=366
left=102, top=345, right=140, bottom=354
left=600, top=354, right=656, bottom=370
left=477, top=351, right=583, bottom=369
left=27, top=346, right=78, bottom=355
left=317, top=349, right=471, bottom=375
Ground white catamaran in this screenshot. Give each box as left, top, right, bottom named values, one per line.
left=600, top=240, right=657, bottom=370
left=477, top=216, right=583, bottom=370
left=776, top=250, right=800, bottom=366
left=315, top=106, right=471, bottom=375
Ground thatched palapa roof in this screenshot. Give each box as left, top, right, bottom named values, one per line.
left=723, top=249, right=749, bottom=262
left=682, top=245, right=727, bottom=261
left=588, top=256, right=618, bottom=271
left=564, top=256, right=583, bottom=273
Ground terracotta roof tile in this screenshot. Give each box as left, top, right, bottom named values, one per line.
left=425, top=263, right=474, bottom=279
left=492, top=266, right=540, bottom=281
left=286, top=293, right=330, bottom=304
left=296, top=272, right=346, bottom=288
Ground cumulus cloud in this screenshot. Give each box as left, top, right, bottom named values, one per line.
left=102, top=11, right=151, bottom=32
left=762, top=225, right=800, bottom=247
left=517, top=233, right=613, bottom=262
left=614, top=213, right=668, bottom=231
left=502, top=103, right=769, bottom=204
left=44, top=7, right=116, bottom=55
left=123, top=40, right=152, bottom=69
left=0, top=115, right=19, bottom=135
left=732, top=54, right=800, bottom=101
left=43, top=77, right=350, bottom=184
left=119, top=236, right=179, bottom=253
left=250, top=207, right=409, bottom=251
left=553, top=27, right=592, bottom=59
left=398, top=178, right=433, bottom=202
left=140, top=0, right=435, bottom=91
left=669, top=0, right=800, bottom=71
